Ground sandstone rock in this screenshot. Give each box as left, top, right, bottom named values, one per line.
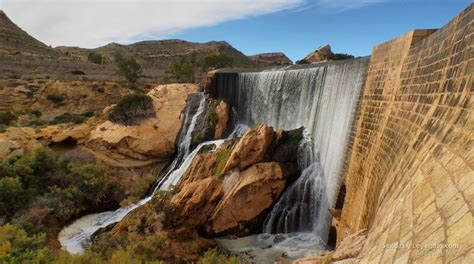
left=0, top=127, right=42, bottom=159
left=214, top=100, right=230, bottom=139
left=168, top=124, right=301, bottom=236
left=301, top=44, right=334, bottom=64
left=86, top=84, right=199, bottom=167
left=208, top=162, right=286, bottom=235
left=249, top=52, right=293, bottom=66
left=222, top=124, right=275, bottom=174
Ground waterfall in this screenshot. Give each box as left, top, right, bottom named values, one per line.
left=214, top=58, right=369, bottom=240
left=153, top=92, right=207, bottom=190
left=58, top=92, right=219, bottom=254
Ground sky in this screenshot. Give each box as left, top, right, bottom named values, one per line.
left=1, top=0, right=471, bottom=61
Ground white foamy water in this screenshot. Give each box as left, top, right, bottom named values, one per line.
left=214, top=58, right=369, bottom=258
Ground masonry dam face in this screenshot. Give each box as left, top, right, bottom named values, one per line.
left=208, top=4, right=473, bottom=262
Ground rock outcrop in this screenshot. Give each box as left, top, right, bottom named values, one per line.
left=86, top=84, right=199, bottom=167
left=168, top=124, right=302, bottom=236
left=300, top=44, right=334, bottom=64
left=249, top=52, right=293, bottom=66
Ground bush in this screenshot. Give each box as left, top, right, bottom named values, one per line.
left=0, top=111, right=17, bottom=125
left=0, top=148, right=125, bottom=221
left=0, top=177, right=26, bottom=217
left=114, top=53, right=142, bottom=83
left=108, top=94, right=155, bottom=125
left=198, top=249, right=239, bottom=264
left=0, top=224, right=53, bottom=263
left=46, top=94, right=64, bottom=104
left=332, top=53, right=354, bottom=60
left=295, top=59, right=309, bottom=64
left=50, top=113, right=85, bottom=125
left=201, top=54, right=233, bottom=70
left=88, top=52, right=105, bottom=64
left=164, top=59, right=195, bottom=83
left=214, top=148, right=231, bottom=177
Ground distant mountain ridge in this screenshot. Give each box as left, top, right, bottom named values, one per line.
left=0, top=10, right=294, bottom=82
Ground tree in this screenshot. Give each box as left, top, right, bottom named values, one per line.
left=87, top=51, right=105, bottom=64
left=201, top=54, right=233, bottom=70
left=114, top=53, right=142, bottom=83
left=0, top=224, right=53, bottom=263
left=108, top=94, right=155, bottom=125
left=164, top=59, right=196, bottom=83
left=0, top=177, right=26, bottom=217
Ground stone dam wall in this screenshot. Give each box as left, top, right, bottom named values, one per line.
left=206, top=4, right=473, bottom=263
left=339, top=4, right=473, bottom=263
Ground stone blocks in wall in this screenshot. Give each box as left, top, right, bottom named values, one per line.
left=339, top=4, right=473, bottom=263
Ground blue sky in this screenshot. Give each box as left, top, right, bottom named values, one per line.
left=3, top=0, right=471, bottom=62
left=170, top=0, right=471, bottom=61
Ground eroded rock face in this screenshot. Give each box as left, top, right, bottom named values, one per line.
left=86, top=84, right=199, bottom=167
left=168, top=124, right=302, bottom=237
left=302, top=44, right=334, bottom=64
left=214, top=100, right=230, bottom=139
left=208, top=162, right=285, bottom=234
left=222, top=124, right=275, bottom=174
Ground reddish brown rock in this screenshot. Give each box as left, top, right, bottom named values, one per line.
left=301, top=44, right=334, bottom=64
left=208, top=162, right=286, bottom=235
left=222, top=124, right=275, bottom=173
left=214, top=100, right=230, bottom=139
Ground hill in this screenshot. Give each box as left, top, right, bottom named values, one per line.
left=0, top=10, right=57, bottom=56
left=249, top=52, right=293, bottom=66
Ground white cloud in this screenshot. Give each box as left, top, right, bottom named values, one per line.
left=315, top=0, right=387, bottom=11
left=1, top=0, right=302, bottom=48
left=1, top=0, right=386, bottom=48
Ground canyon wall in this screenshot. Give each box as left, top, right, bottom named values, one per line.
left=339, top=4, right=473, bottom=263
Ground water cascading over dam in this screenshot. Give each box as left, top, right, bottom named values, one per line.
left=211, top=57, right=370, bottom=240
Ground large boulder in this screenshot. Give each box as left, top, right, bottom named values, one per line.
left=222, top=124, right=275, bottom=174
left=86, top=84, right=199, bottom=167
left=208, top=162, right=286, bottom=234
left=169, top=124, right=302, bottom=236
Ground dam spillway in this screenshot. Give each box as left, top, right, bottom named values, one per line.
left=210, top=57, right=370, bottom=239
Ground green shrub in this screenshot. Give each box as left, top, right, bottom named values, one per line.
left=0, top=111, right=17, bottom=125
left=46, top=94, right=64, bottom=104
left=332, top=53, right=354, bottom=60
left=30, top=110, right=42, bottom=118
left=295, top=59, right=309, bottom=64
left=164, top=59, right=195, bottom=83
left=198, top=249, right=239, bottom=264
left=87, top=52, right=106, bottom=64
left=0, top=177, right=26, bottom=217
left=207, top=109, right=218, bottom=125
left=108, top=94, right=155, bottom=125
left=0, top=224, right=53, bottom=264
left=50, top=113, right=85, bottom=125
left=214, top=148, right=231, bottom=177
left=201, top=54, right=233, bottom=70
left=114, top=53, right=142, bottom=83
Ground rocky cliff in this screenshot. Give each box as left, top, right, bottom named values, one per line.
left=249, top=52, right=293, bottom=66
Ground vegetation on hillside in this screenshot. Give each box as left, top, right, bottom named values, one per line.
left=114, top=52, right=142, bottom=83
left=164, top=53, right=234, bottom=84
left=0, top=148, right=126, bottom=262
left=332, top=53, right=355, bottom=60
left=87, top=52, right=106, bottom=64
left=108, top=94, right=155, bottom=125
left=0, top=111, right=17, bottom=125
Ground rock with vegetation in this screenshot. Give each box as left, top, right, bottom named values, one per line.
left=87, top=84, right=199, bottom=167
left=249, top=52, right=293, bottom=66
left=297, top=44, right=354, bottom=64
left=168, top=124, right=302, bottom=236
